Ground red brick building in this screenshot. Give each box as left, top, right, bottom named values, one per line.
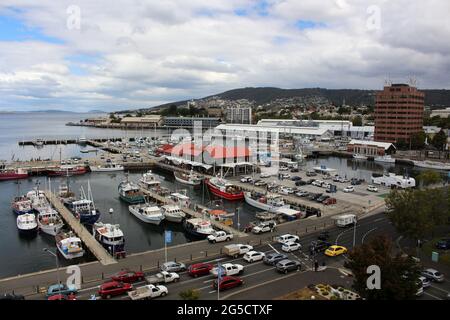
left=374, top=84, right=425, bottom=143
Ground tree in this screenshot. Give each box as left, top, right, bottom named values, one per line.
left=417, top=170, right=442, bottom=187
left=352, top=116, right=363, bottom=126
left=431, top=130, right=447, bottom=150
left=179, top=289, right=200, bottom=300
left=410, top=131, right=426, bottom=149
left=385, top=188, right=450, bottom=242
left=344, top=235, right=421, bottom=300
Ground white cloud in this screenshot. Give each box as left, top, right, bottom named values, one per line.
left=0, top=0, right=449, bottom=111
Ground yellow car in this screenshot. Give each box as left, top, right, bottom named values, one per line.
left=324, top=245, right=348, bottom=257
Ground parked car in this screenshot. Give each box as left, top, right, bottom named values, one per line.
left=295, top=190, right=309, bottom=197
left=212, top=276, right=243, bottom=290
left=207, top=230, right=233, bottom=243
left=160, top=261, right=186, bottom=272
left=111, top=270, right=145, bottom=283
left=324, top=245, right=348, bottom=257
left=47, top=293, right=77, bottom=300
left=306, top=179, right=316, bottom=184
left=421, top=268, right=445, bottom=282
left=316, top=195, right=330, bottom=203
left=321, top=182, right=331, bottom=189
left=46, top=284, right=78, bottom=298
left=306, top=171, right=317, bottom=177
left=290, top=168, right=299, bottom=173
left=280, top=173, right=291, bottom=179
left=98, top=281, right=133, bottom=299
left=263, top=253, right=288, bottom=266
left=291, top=176, right=302, bottom=181
left=276, top=259, right=301, bottom=274
left=188, top=263, right=213, bottom=278
left=279, top=167, right=289, bottom=172
left=309, top=193, right=323, bottom=201
left=343, top=186, right=355, bottom=193
left=281, top=241, right=302, bottom=252
left=260, top=172, right=272, bottom=178
left=278, top=186, right=294, bottom=194
left=276, top=234, right=300, bottom=244
left=309, top=240, right=331, bottom=254
left=243, top=251, right=265, bottom=263
left=351, top=178, right=363, bottom=185
left=436, top=238, right=450, bottom=250
left=240, top=176, right=253, bottom=183
left=295, top=180, right=308, bottom=186
left=367, top=185, right=378, bottom=192
left=419, top=276, right=431, bottom=288
left=323, top=197, right=337, bottom=205
left=254, top=180, right=267, bottom=187
left=312, top=180, right=323, bottom=187
left=252, top=221, right=276, bottom=234
left=0, top=293, right=25, bottom=300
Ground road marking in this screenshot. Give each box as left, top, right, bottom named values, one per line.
left=423, top=292, right=443, bottom=300
left=430, top=285, right=450, bottom=294
left=361, top=227, right=378, bottom=244
left=268, top=244, right=279, bottom=254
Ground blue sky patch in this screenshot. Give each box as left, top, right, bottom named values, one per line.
left=295, top=20, right=327, bottom=30
left=0, top=14, right=64, bottom=44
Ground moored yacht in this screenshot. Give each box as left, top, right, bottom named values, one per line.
left=174, top=170, right=202, bottom=186
left=183, top=218, right=215, bottom=239
left=93, top=222, right=126, bottom=258
left=374, top=155, right=396, bottom=164
left=11, top=196, right=33, bottom=215
left=17, top=213, right=38, bottom=235
left=138, top=171, right=161, bottom=189
left=128, top=203, right=165, bottom=225
left=244, top=192, right=290, bottom=213
left=353, top=154, right=368, bottom=160
left=37, top=206, right=64, bottom=236
left=169, top=191, right=191, bottom=208
left=118, top=179, right=145, bottom=204
left=55, top=231, right=85, bottom=260
left=161, top=205, right=186, bottom=223
left=90, top=163, right=124, bottom=172
left=205, top=176, right=244, bottom=201
left=64, top=182, right=101, bottom=224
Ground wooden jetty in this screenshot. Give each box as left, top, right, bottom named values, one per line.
left=44, top=191, right=117, bottom=266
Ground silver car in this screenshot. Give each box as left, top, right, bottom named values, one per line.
left=421, top=268, right=444, bottom=282
left=161, top=261, right=186, bottom=272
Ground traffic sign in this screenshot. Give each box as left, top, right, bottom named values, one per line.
left=165, top=230, right=172, bottom=244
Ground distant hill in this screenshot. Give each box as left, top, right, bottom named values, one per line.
left=119, top=87, right=450, bottom=113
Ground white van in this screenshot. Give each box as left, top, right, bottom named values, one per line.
left=335, top=214, right=356, bottom=228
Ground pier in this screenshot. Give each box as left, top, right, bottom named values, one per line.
left=139, top=187, right=247, bottom=237
left=44, top=191, right=117, bottom=266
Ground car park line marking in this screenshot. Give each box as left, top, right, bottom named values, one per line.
left=423, top=292, right=442, bottom=300
left=268, top=244, right=279, bottom=254
left=430, top=285, right=450, bottom=294
left=361, top=227, right=378, bottom=244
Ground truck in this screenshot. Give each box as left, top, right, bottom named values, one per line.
left=127, top=284, right=168, bottom=300
left=334, top=214, right=356, bottom=228
left=145, top=271, right=180, bottom=285
left=207, top=231, right=233, bottom=243
left=210, top=263, right=244, bottom=277
left=223, top=244, right=253, bottom=258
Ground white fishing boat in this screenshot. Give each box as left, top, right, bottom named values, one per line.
left=169, top=191, right=191, bottom=208
left=37, top=206, right=64, bottom=236
left=11, top=196, right=34, bottom=215
left=183, top=218, right=215, bottom=239
left=128, top=204, right=165, bottom=225
left=55, top=231, right=85, bottom=260
left=161, top=205, right=186, bottom=223
left=90, top=163, right=124, bottom=172
left=374, top=155, right=396, bottom=164
left=174, top=170, right=202, bottom=186
left=413, top=160, right=450, bottom=171
left=93, top=222, right=126, bottom=257
left=244, top=192, right=290, bottom=213
left=353, top=154, right=368, bottom=160
left=17, top=213, right=38, bottom=235
left=139, top=171, right=161, bottom=189
left=26, top=188, right=49, bottom=212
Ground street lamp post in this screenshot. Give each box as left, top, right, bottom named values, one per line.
left=353, top=216, right=357, bottom=248
left=43, top=248, right=61, bottom=298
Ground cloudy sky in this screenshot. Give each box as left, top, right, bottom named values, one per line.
left=0, top=0, right=449, bottom=112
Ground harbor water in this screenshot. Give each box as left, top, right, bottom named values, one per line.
left=0, top=112, right=445, bottom=278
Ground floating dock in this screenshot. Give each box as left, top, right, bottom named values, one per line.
left=44, top=191, right=117, bottom=266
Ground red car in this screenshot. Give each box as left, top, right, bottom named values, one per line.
left=188, top=263, right=213, bottom=277
left=111, top=270, right=145, bottom=283
left=47, top=293, right=77, bottom=300
left=323, top=198, right=337, bottom=205
left=212, top=276, right=243, bottom=290
left=98, top=281, right=132, bottom=299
